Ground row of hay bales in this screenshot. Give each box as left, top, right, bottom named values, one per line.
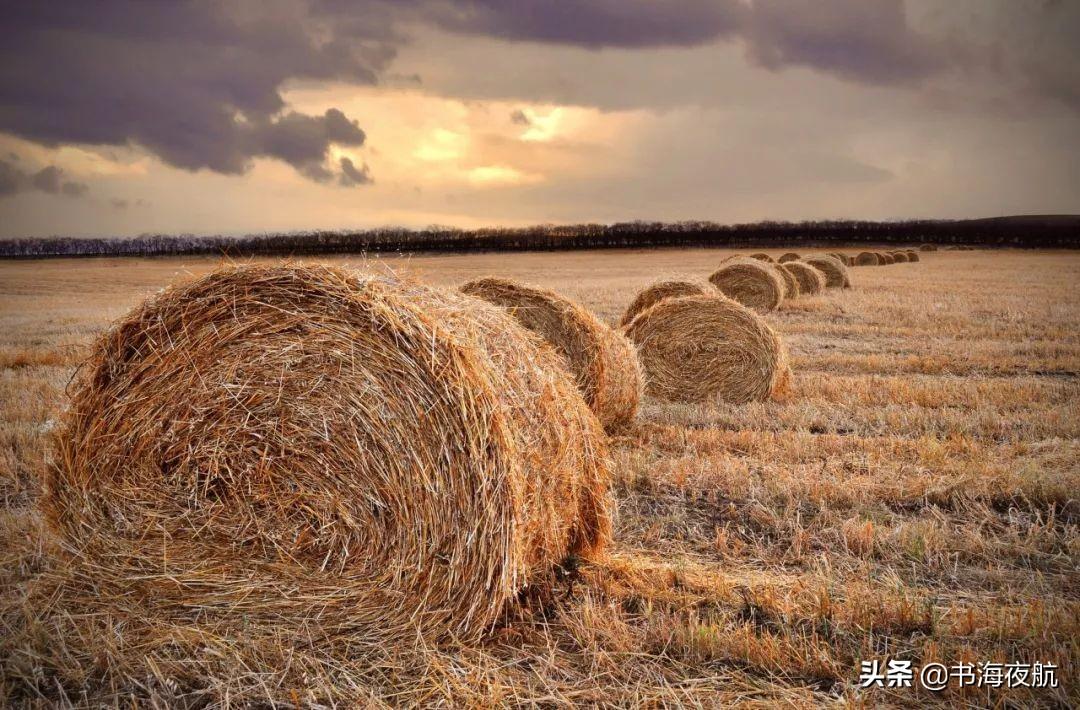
left=852, top=249, right=922, bottom=265
left=57, top=239, right=940, bottom=654
left=48, top=260, right=801, bottom=654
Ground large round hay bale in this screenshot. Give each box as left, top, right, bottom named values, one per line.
left=780, top=261, right=826, bottom=295
left=47, top=264, right=612, bottom=644
left=772, top=261, right=801, bottom=299
left=749, top=252, right=775, bottom=263
left=855, top=251, right=880, bottom=266
left=905, top=250, right=920, bottom=262
left=461, top=277, right=642, bottom=432
left=802, top=255, right=851, bottom=288
left=778, top=252, right=801, bottom=263
left=620, top=280, right=705, bottom=327
left=708, top=259, right=785, bottom=312
left=623, top=294, right=788, bottom=403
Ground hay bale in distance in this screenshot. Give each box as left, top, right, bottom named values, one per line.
left=772, top=261, right=801, bottom=299
left=47, top=264, right=612, bottom=645
left=778, top=252, right=801, bottom=263
left=878, top=252, right=895, bottom=265
left=919, top=244, right=937, bottom=251
left=890, top=251, right=909, bottom=263
left=708, top=259, right=785, bottom=312
left=623, top=294, right=788, bottom=404
left=855, top=251, right=880, bottom=266
left=620, top=280, right=706, bottom=327
left=461, top=277, right=642, bottom=432
left=905, top=250, right=920, bottom=262
left=749, top=252, right=776, bottom=263
left=781, top=261, right=826, bottom=296
left=802, top=255, right=851, bottom=289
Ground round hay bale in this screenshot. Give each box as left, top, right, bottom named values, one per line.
left=890, top=251, right=909, bottom=263
left=623, top=294, right=788, bottom=403
left=619, top=280, right=705, bottom=327
left=47, top=264, right=612, bottom=644
left=772, top=261, right=801, bottom=299
left=919, top=244, right=936, bottom=252
left=877, top=252, right=895, bottom=265
left=461, top=277, right=642, bottom=432
left=905, top=250, right=920, bottom=262
left=802, top=255, right=851, bottom=289
left=707, top=259, right=785, bottom=312
left=749, top=252, right=776, bottom=263
left=780, top=261, right=826, bottom=296
left=826, top=252, right=850, bottom=266
left=778, top=252, right=801, bottom=263
left=855, top=251, right=880, bottom=266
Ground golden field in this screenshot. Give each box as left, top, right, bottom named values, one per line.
left=1, top=248, right=1077, bottom=707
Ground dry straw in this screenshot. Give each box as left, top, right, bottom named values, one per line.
left=905, top=250, right=920, bottom=262
left=877, top=252, right=895, bottom=265
left=47, top=264, right=613, bottom=648
left=919, top=244, right=937, bottom=251
left=708, top=259, right=785, bottom=312
left=855, top=251, right=880, bottom=266
left=802, top=255, right=851, bottom=288
left=772, top=261, right=801, bottom=299
left=622, top=294, right=789, bottom=403
left=778, top=252, right=801, bottom=263
left=620, top=280, right=705, bottom=327
left=890, top=251, right=909, bottom=263
left=749, top=252, right=776, bottom=263
left=780, top=261, right=826, bottom=295
left=827, top=252, right=851, bottom=266
left=461, top=277, right=642, bottom=432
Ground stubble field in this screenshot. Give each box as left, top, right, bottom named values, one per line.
left=1, top=248, right=1077, bottom=707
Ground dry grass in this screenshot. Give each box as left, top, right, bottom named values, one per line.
left=462, top=276, right=642, bottom=432
left=1, top=248, right=1077, bottom=707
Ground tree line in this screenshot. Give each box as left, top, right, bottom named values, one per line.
left=1, top=217, right=1076, bottom=258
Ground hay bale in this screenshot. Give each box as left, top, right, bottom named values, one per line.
left=855, top=251, right=880, bottom=266
left=47, top=264, right=612, bottom=645
left=905, top=250, right=920, bottom=262
left=623, top=294, right=788, bottom=403
left=919, top=244, right=936, bottom=252
left=780, top=261, right=826, bottom=295
left=878, top=252, right=895, bottom=265
left=620, top=280, right=705, bottom=327
left=802, top=255, right=851, bottom=289
left=890, top=251, right=909, bottom=263
left=778, top=252, right=801, bottom=263
left=708, top=259, right=785, bottom=312
left=826, top=252, right=850, bottom=266
left=461, top=277, right=642, bottom=432
left=749, top=252, right=776, bottom=263
left=772, top=261, right=801, bottom=299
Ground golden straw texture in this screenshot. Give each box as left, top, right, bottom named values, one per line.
left=708, top=260, right=785, bottom=312
left=778, top=252, right=801, bottom=263
left=802, top=255, right=851, bottom=289
left=47, top=263, right=612, bottom=648
left=780, top=261, right=826, bottom=295
left=855, top=251, right=880, bottom=266
left=461, top=277, right=642, bottom=432
left=623, top=294, right=789, bottom=403
left=619, top=280, right=705, bottom=327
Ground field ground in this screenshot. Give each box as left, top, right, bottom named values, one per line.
left=1, top=248, right=1077, bottom=706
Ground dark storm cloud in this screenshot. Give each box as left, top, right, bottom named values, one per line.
left=0, top=2, right=389, bottom=183
left=420, top=0, right=744, bottom=48
left=339, top=157, right=373, bottom=186
left=743, top=0, right=945, bottom=85
left=0, top=159, right=89, bottom=199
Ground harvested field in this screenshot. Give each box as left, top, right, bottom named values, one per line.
left=1, top=248, right=1077, bottom=707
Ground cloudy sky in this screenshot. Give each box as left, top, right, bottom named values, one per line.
left=1, top=1, right=1077, bottom=238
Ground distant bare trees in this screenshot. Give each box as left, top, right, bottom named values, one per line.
left=1, top=217, right=1076, bottom=258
